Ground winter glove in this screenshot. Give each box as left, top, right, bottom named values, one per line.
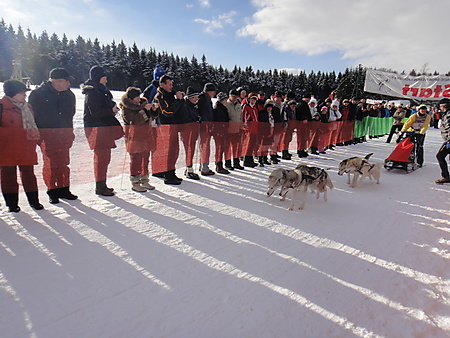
left=446, top=142, right=450, bottom=149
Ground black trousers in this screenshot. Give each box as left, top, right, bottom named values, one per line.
left=386, top=124, right=403, bottom=143
left=412, top=134, right=425, bottom=165
left=436, top=142, right=450, bottom=178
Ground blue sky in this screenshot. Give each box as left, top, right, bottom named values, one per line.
left=2, top=0, right=449, bottom=75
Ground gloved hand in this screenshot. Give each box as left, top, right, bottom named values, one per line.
left=446, top=142, right=450, bottom=149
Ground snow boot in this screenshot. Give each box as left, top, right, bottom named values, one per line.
left=3, top=193, right=20, bottom=213
left=224, top=159, right=234, bottom=171
left=131, top=175, right=147, bottom=192
left=140, top=175, right=155, bottom=190
left=216, top=162, right=230, bottom=174
left=281, top=150, right=292, bottom=160
left=96, top=180, right=115, bottom=196
left=59, top=187, right=78, bottom=200
left=47, top=188, right=60, bottom=204
left=25, top=191, right=44, bottom=210
left=233, top=158, right=244, bottom=170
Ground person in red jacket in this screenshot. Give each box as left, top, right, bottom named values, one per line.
left=0, top=80, right=43, bottom=212
left=242, top=93, right=259, bottom=167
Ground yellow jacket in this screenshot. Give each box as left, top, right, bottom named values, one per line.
left=402, top=113, right=431, bottom=134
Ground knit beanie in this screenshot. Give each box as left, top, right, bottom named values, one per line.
left=3, top=80, right=29, bottom=97
left=186, top=86, right=200, bottom=98
left=203, top=83, right=217, bottom=92
left=89, top=65, right=107, bottom=82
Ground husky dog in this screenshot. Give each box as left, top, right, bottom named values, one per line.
left=357, top=162, right=382, bottom=187
left=280, top=165, right=333, bottom=210
left=338, top=153, right=373, bottom=188
left=266, top=168, right=289, bottom=198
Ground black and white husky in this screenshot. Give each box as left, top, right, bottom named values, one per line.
left=279, top=165, right=333, bottom=210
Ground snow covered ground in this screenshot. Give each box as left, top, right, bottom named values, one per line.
left=1, top=86, right=450, bottom=337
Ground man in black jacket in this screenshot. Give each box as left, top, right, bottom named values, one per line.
left=29, top=68, right=78, bottom=204
left=153, top=74, right=185, bottom=185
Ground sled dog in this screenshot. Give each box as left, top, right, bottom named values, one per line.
left=338, top=153, right=373, bottom=188
left=280, top=165, right=333, bottom=210
left=357, top=162, right=382, bottom=187
left=266, top=168, right=289, bottom=198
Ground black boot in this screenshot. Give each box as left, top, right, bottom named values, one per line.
left=224, top=160, right=234, bottom=170
left=26, top=191, right=44, bottom=210
left=270, top=154, right=279, bottom=164
left=258, top=156, right=265, bottom=167
left=233, top=158, right=244, bottom=170
left=59, top=187, right=78, bottom=200
left=243, top=156, right=257, bottom=168
left=3, top=193, right=20, bottom=213
left=281, top=150, right=292, bottom=160
left=216, top=162, right=230, bottom=174
left=47, top=189, right=60, bottom=204
left=164, top=170, right=182, bottom=185
left=96, top=181, right=115, bottom=196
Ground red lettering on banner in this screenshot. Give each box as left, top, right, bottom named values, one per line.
left=410, top=87, right=419, bottom=96
left=419, top=88, right=432, bottom=98
left=443, top=84, right=450, bottom=97
left=402, top=84, right=410, bottom=95
left=434, top=85, right=443, bottom=97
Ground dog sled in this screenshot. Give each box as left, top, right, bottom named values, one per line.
left=384, top=131, right=417, bottom=173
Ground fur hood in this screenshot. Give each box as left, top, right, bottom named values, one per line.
left=119, top=94, right=148, bottom=111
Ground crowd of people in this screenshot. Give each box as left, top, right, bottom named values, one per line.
left=1, top=66, right=449, bottom=213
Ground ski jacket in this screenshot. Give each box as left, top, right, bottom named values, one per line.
left=402, top=112, right=431, bottom=134
left=0, top=96, right=38, bottom=166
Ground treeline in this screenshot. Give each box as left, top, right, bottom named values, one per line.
left=0, top=19, right=424, bottom=101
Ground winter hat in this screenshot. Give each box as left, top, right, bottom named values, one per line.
left=89, top=65, right=107, bottom=82
left=203, top=83, right=217, bottom=92
left=332, top=100, right=340, bottom=107
left=3, top=79, right=29, bottom=97
left=186, top=86, right=200, bottom=98
left=418, top=104, right=427, bottom=110
left=49, top=68, right=74, bottom=81
left=229, top=89, right=239, bottom=96
left=125, top=87, right=141, bottom=100
left=309, top=98, right=317, bottom=105
left=265, top=100, right=274, bottom=108
left=153, top=65, right=165, bottom=81
left=248, top=92, right=258, bottom=99
left=216, top=92, right=228, bottom=102
left=321, top=106, right=328, bottom=111
left=287, top=100, right=297, bottom=106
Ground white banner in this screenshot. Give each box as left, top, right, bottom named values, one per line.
left=364, top=69, right=450, bottom=101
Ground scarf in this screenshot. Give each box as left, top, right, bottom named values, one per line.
left=8, top=96, right=40, bottom=140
